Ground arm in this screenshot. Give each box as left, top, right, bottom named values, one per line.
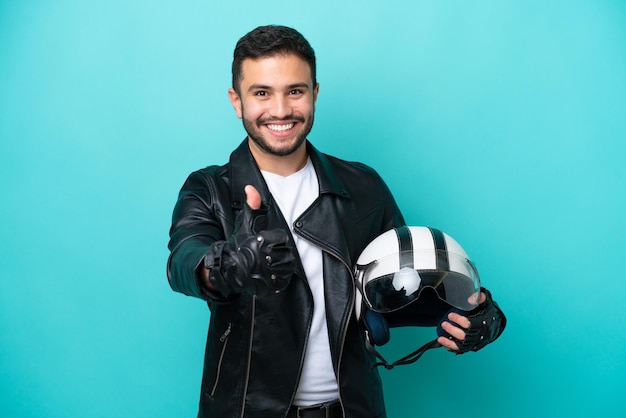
left=167, top=173, right=295, bottom=301
left=167, top=170, right=229, bottom=300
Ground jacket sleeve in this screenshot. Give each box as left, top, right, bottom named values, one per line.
left=350, top=160, right=406, bottom=228
left=166, top=169, right=231, bottom=300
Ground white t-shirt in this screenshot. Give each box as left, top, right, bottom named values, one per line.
left=261, top=157, right=340, bottom=406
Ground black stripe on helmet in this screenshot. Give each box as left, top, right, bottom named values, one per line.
left=395, top=226, right=414, bottom=269
left=429, top=227, right=449, bottom=271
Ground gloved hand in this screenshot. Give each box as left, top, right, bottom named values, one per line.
left=437, top=287, right=506, bottom=354
left=202, top=186, right=295, bottom=298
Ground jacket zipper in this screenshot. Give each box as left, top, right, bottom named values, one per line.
left=328, top=248, right=354, bottom=418
left=209, top=322, right=232, bottom=397
left=239, top=296, right=256, bottom=418
left=302, top=236, right=352, bottom=418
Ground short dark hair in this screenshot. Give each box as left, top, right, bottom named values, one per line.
left=232, top=25, right=316, bottom=94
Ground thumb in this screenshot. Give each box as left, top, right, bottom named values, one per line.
left=244, top=185, right=262, bottom=210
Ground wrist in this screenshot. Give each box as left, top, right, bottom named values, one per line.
left=201, top=242, right=236, bottom=298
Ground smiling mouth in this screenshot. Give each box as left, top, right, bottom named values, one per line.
left=266, top=122, right=295, bottom=132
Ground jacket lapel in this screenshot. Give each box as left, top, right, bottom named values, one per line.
left=295, top=142, right=353, bottom=267
left=228, top=139, right=271, bottom=211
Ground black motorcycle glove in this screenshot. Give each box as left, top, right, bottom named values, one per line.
left=437, top=287, right=507, bottom=354
left=203, top=202, right=295, bottom=298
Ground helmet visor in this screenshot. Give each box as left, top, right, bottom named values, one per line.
left=358, top=250, right=481, bottom=312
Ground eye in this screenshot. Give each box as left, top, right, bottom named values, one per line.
left=289, top=89, right=304, bottom=96
left=254, top=90, right=268, bottom=97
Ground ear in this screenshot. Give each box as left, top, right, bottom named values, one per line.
left=228, top=88, right=243, bottom=119
left=312, top=83, right=319, bottom=110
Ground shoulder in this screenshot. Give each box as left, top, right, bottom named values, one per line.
left=173, top=162, right=233, bottom=215
left=188, top=162, right=229, bottom=181
left=323, top=153, right=388, bottom=190
left=307, top=142, right=375, bottom=175
left=182, top=163, right=229, bottom=191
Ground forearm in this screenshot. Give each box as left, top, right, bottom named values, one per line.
left=167, top=238, right=215, bottom=299
left=167, top=170, right=231, bottom=300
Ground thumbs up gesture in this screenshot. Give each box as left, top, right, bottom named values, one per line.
left=203, top=185, right=295, bottom=297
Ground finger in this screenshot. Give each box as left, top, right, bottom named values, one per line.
left=437, top=336, right=459, bottom=352
left=448, top=312, right=471, bottom=330
left=244, top=185, right=262, bottom=210
left=260, top=229, right=290, bottom=247
left=479, top=291, right=487, bottom=304
left=441, top=320, right=467, bottom=341
left=467, top=291, right=487, bottom=306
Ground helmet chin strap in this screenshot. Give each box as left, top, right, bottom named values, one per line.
left=365, top=334, right=442, bottom=370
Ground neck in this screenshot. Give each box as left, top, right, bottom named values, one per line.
left=248, top=139, right=308, bottom=176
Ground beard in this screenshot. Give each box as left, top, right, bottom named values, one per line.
left=242, top=111, right=314, bottom=157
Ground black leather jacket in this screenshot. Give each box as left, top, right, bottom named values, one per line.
left=167, top=140, right=405, bottom=418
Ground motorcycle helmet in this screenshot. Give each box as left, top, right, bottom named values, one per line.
left=354, top=225, right=482, bottom=368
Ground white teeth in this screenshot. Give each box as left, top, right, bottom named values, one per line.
left=267, top=123, right=294, bottom=132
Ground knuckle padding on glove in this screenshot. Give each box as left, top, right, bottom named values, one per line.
left=204, top=201, right=295, bottom=298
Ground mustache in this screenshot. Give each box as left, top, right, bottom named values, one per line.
left=257, top=115, right=305, bottom=125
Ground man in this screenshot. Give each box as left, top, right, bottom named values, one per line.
left=167, top=25, right=505, bottom=418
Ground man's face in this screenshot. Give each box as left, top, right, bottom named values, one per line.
left=228, top=54, right=319, bottom=157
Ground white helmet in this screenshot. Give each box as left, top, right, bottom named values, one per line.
left=354, top=226, right=481, bottom=323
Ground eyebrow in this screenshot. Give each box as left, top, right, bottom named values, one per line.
left=247, top=82, right=311, bottom=93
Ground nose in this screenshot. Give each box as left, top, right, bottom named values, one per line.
left=268, top=95, right=291, bottom=119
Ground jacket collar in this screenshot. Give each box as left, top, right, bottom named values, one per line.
left=228, top=138, right=351, bottom=209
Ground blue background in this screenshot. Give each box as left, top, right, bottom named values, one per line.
left=1, top=1, right=625, bottom=417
